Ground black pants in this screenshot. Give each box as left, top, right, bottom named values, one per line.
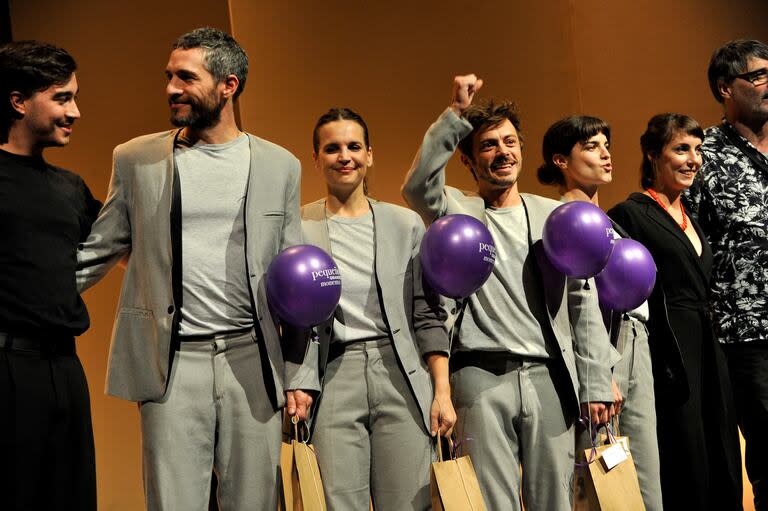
left=724, top=343, right=768, bottom=511
left=0, top=347, right=96, bottom=510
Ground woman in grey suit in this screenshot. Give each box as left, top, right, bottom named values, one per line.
left=537, top=116, right=662, bottom=511
left=300, top=108, right=455, bottom=510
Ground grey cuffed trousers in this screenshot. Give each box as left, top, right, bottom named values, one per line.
left=451, top=357, right=575, bottom=511
left=576, top=317, right=662, bottom=511
left=612, top=318, right=662, bottom=511
left=311, top=339, right=433, bottom=511
left=140, top=331, right=282, bottom=511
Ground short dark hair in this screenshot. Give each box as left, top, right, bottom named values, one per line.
left=312, top=107, right=370, bottom=153
left=640, top=113, right=704, bottom=190
left=707, top=39, right=768, bottom=103
left=0, top=40, right=76, bottom=143
left=174, top=27, right=248, bottom=100
left=537, top=115, right=610, bottom=186
left=457, top=99, right=522, bottom=159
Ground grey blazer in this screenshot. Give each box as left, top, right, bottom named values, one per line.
left=301, top=198, right=449, bottom=432
left=401, top=108, right=615, bottom=413
left=76, top=130, right=311, bottom=406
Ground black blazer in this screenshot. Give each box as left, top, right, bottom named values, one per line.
left=608, top=192, right=712, bottom=405
left=609, top=191, right=743, bottom=508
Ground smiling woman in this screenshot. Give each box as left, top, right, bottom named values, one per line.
left=608, top=113, right=743, bottom=511
left=312, top=109, right=373, bottom=204
left=297, top=107, right=455, bottom=510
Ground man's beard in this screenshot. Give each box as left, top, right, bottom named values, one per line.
left=170, top=91, right=226, bottom=130
left=478, top=156, right=519, bottom=188
left=478, top=172, right=518, bottom=188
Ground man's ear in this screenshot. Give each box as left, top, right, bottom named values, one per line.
left=460, top=153, right=477, bottom=180
left=222, top=74, right=240, bottom=100
left=9, top=92, right=26, bottom=117
left=718, top=80, right=733, bottom=101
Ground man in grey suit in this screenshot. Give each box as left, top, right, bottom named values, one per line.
left=77, top=28, right=315, bottom=510
left=402, top=75, right=615, bottom=510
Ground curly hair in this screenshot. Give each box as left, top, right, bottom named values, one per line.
left=457, top=98, right=523, bottom=159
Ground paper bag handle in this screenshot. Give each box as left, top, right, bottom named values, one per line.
left=436, top=435, right=458, bottom=461
left=290, top=415, right=310, bottom=444
left=436, top=435, right=456, bottom=462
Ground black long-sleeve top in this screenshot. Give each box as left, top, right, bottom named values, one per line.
left=0, top=148, right=101, bottom=338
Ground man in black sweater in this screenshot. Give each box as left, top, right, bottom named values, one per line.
left=0, top=41, right=101, bottom=510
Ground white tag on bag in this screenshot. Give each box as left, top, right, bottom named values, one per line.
left=600, top=442, right=628, bottom=470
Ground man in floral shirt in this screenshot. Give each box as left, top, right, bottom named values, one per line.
left=686, top=39, right=768, bottom=510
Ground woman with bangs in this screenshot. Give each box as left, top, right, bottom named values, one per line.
left=538, top=115, right=662, bottom=511
left=294, top=107, right=455, bottom=510
left=608, top=113, right=742, bottom=510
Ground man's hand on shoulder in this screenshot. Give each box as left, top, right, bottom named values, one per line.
left=450, top=74, right=483, bottom=117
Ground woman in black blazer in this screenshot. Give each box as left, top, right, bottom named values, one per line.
left=608, top=113, right=742, bottom=511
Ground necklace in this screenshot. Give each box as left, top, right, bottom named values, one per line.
left=647, top=188, right=687, bottom=230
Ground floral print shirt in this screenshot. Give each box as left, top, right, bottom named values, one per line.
left=685, top=120, right=768, bottom=345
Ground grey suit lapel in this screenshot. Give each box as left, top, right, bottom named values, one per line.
left=369, top=200, right=395, bottom=284
left=520, top=194, right=545, bottom=241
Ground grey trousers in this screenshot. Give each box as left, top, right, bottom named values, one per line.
left=140, top=331, right=282, bottom=511
left=612, top=318, right=662, bottom=511
left=312, top=339, right=432, bottom=511
left=576, top=317, right=662, bottom=511
left=451, top=358, right=575, bottom=511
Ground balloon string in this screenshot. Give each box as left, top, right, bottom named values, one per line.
left=448, top=298, right=467, bottom=351
left=453, top=435, right=472, bottom=458
left=583, top=278, right=593, bottom=447
left=575, top=416, right=600, bottom=468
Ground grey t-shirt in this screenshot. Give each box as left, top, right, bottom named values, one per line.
left=327, top=210, right=389, bottom=344
left=457, top=204, right=554, bottom=358
left=175, top=133, right=254, bottom=336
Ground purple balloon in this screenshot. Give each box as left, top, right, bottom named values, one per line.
left=266, top=244, right=342, bottom=328
left=420, top=214, right=496, bottom=299
left=543, top=202, right=614, bottom=278
left=595, top=239, right=657, bottom=312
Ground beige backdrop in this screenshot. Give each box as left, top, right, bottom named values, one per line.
left=9, top=0, right=768, bottom=509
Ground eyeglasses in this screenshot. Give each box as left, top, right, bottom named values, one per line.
left=732, top=68, right=768, bottom=86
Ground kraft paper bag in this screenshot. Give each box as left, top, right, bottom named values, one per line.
left=430, top=437, right=487, bottom=511
left=573, top=423, right=645, bottom=511
left=278, top=416, right=327, bottom=511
